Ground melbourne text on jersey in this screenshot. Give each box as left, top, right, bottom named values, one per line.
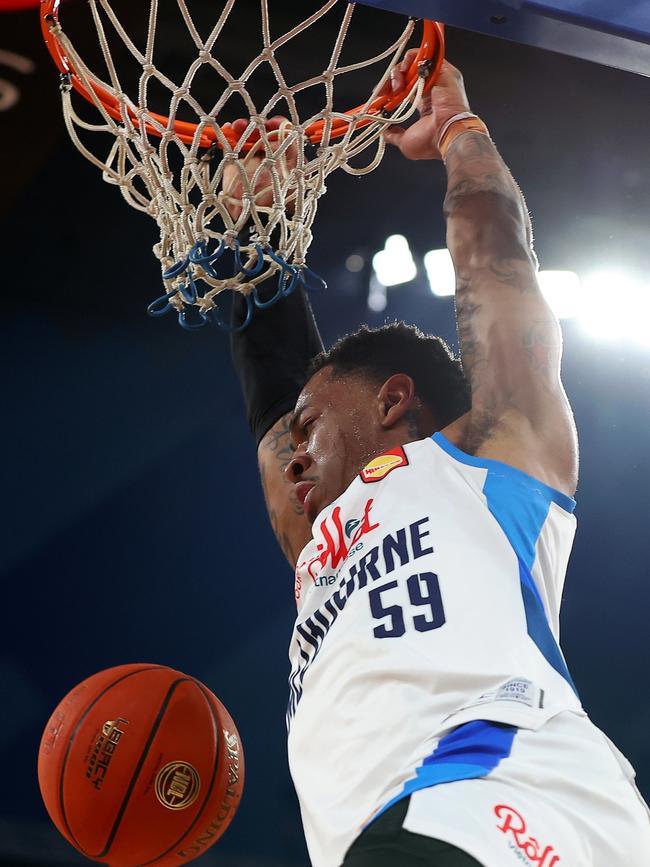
left=288, top=500, right=444, bottom=722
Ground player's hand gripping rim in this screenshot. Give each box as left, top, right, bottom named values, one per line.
left=383, top=54, right=473, bottom=161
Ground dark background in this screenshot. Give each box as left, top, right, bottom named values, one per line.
left=1, top=2, right=649, bottom=865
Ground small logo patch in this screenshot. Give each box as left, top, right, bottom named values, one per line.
left=360, top=446, right=408, bottom=483
left=155, top=761, right=200, bottom=810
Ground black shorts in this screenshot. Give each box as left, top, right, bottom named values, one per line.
left=342, top=797, right=482, bottom=867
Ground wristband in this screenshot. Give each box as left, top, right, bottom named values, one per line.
left=437, top=113, right=490, bottom=161
left=230, top=286, right=324, bottom=447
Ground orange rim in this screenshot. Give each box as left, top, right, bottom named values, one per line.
left=41, top=0, right=445, bottom=150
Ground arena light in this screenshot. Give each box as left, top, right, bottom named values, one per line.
left=422, top=255, right=581, bottom=316
left=424, top=248, right=456, bottom=296
left=537, top=270, right=581, bottom=320
left=627, top=286, right=650, bottom=346
left=578, top=270, right=650, bottom=344
left=367, top=275, right=388, bottom=312
left=372, top=234, right=417, bottom=287
left=345, top=253, right=365, bottom=273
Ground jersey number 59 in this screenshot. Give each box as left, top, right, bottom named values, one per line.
left=368, top=572, right=445, bottom=639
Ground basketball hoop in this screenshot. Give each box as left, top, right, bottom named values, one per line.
left=41, top=1, right=444, bottom=330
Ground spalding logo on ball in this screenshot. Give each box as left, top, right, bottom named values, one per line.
left=38, top=664, right=244, bottom=867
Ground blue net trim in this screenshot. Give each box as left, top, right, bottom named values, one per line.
left=147, top=239, right=326, bottom=332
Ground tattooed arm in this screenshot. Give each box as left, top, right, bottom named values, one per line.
left=443, top=132, right=579, bottom=482
left=258, top=413, right=312, bottom=566
left=442, top=136, right=577, bottom=495
left=385, top=59, right=577, bottom=495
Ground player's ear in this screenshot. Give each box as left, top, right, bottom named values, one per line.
left=378, top=373, right=416, bottom=429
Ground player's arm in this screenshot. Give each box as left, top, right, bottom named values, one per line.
left=442, top=127, right=577, bottom=494
left=230, top=286, right=320, bottom=568
left=227, top=117, right=316, bottom=567
left=385, top=60, right=577, bottom=495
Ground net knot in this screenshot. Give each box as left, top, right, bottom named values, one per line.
left=45, top=14, right=62, bottom=36
left=142, top=63, right=155, bottom=75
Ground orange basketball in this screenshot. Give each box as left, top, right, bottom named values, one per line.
left=38, top=664, right=244, bottom=866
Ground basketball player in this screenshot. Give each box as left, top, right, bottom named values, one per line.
left=229, top=57, right=650, bottom=866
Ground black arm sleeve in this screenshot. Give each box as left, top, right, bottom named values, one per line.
left=230, top=288, right=325, bottom=447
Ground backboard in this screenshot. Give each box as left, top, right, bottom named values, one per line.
left=357, top=0, right=650, bottom=77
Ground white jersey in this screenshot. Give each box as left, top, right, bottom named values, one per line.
left=287, top=433, right=587, bottom=867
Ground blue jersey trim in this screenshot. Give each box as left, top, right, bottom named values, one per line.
left=481, top=465, right=579, bottom=696
left=431, top=432, right=576, bottom=514
left=367, top=720, right=516, bottom=827
left=518, top=558, right=577, bottom=692
left=431, top=431, right=578, bottom=696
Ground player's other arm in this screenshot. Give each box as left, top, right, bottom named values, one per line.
left=230, top=285, right=319, bottom=568
left=227, top=117, right=315, bottom=567
left=442, top=117, right=577, bottom=495
left=385, top=60, right=577, bottom=495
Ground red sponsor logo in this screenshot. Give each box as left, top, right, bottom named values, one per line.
left=360, top=446, right=408, bottom=483
left=294, top=498, right=379, bottom=600
left=494, top=804, right=560, bottom=866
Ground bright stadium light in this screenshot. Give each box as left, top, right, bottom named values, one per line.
left=628, top=288, right=650, bottom=346
left=578, top=270, right=650, bottom=344
left=424, top=248, right=456, bottom=296
left=372, top=235, right=417, bottom=287
left=367, top=275, right=388, bottom=312
left=537, top=270, right=581, bottom=320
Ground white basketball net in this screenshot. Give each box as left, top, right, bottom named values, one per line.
left=45, top=1, right=438, bottom=329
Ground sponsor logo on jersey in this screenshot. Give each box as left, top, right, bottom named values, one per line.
left=294, top=498, right=380, bottom=600
left=494, top=804, right=560, bottom=866
left=344, top=518, right=360, bottom=538
left=360, top=446, right=408, bottom=483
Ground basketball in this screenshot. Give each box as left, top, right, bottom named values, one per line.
left=37, top=664, right=244, bottom=867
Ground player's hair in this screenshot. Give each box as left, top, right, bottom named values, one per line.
left=308, top=322, right=471, bottom=429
